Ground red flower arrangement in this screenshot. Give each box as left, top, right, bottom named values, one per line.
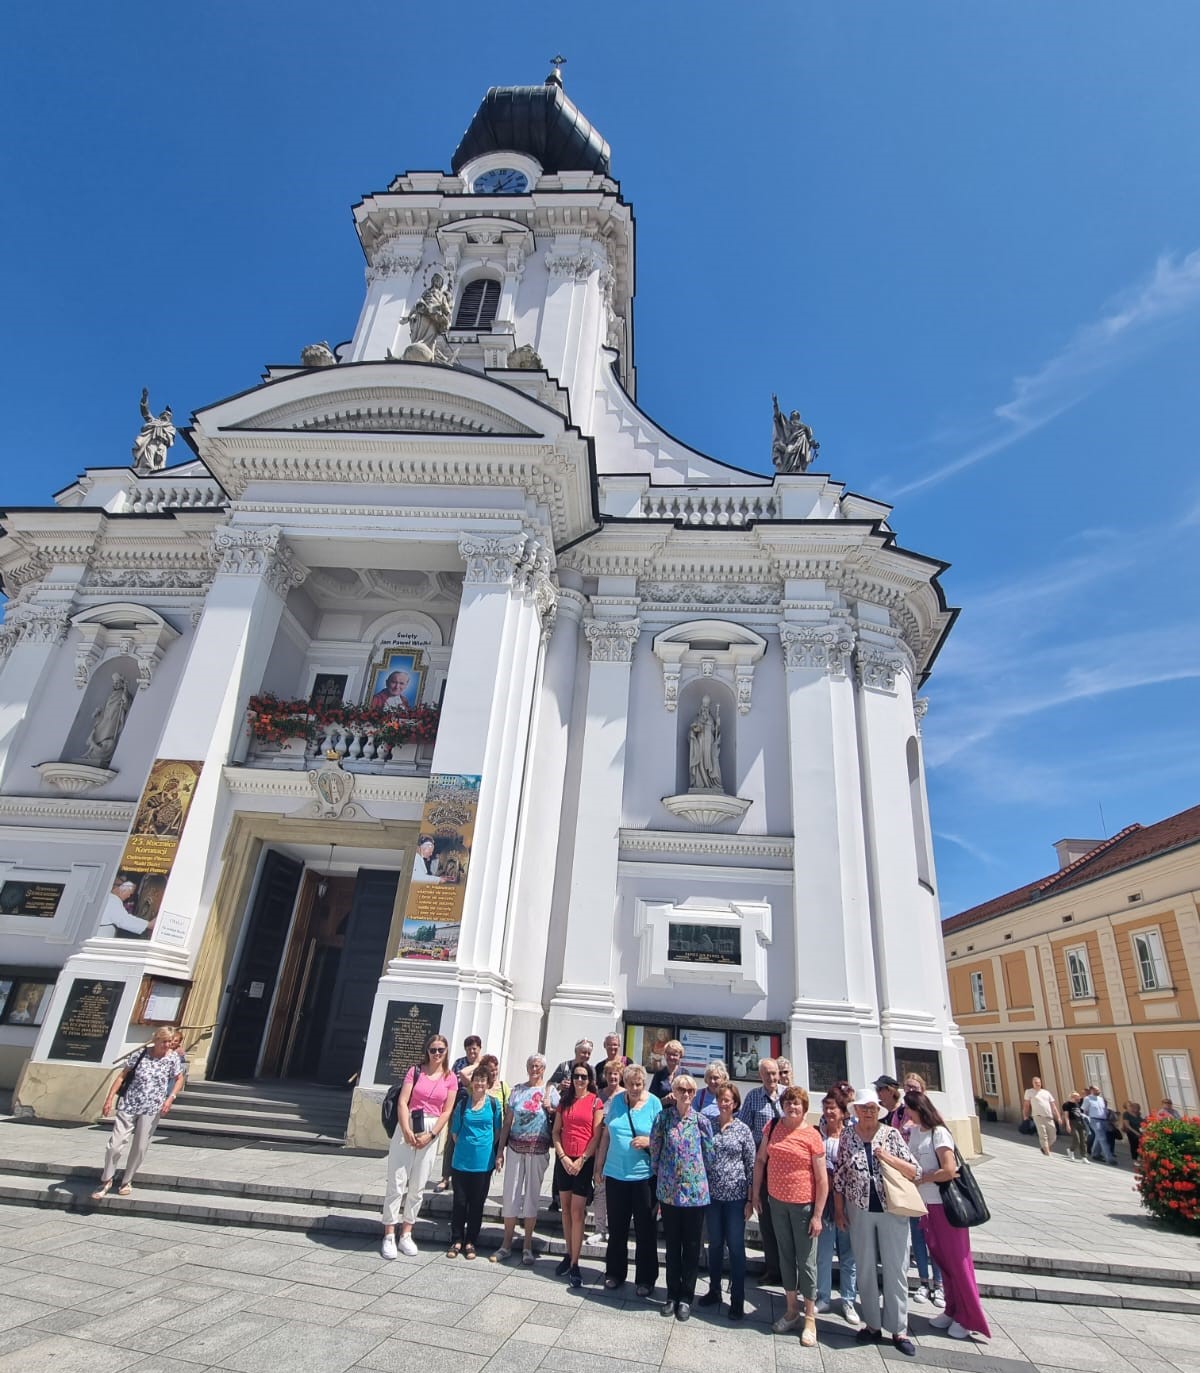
left=247, top=694, right=440, bottom=750
left=1135, top=1112, right=1200, bottom=1232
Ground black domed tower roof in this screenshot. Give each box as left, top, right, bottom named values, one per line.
left=451, top=71, right=611, bottom=176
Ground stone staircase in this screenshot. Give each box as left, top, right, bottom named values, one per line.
left=0, top=1141, right=1197, bottom=1315
left=155, top=1079, right=352, bottom=1144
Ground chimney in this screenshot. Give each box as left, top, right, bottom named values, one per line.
left=1053, top=838, right=1104, bottom=870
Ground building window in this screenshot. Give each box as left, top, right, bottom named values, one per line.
left=454, top=278, right=501, bottom=330
left=970, top=970, right=986, bottom=1012
left=1132, top=929, right=1170, bottom=991
left=979, top=1051, right=998, bottom=1097
left=1157, top=1052, right=1198, bottom=1113
left=895, top=1048, right=943, bottom=1091
left=806, top=1038, right=848, bottom=1093
left=1081, top=1050, right=1114, bottom=1103
left=309, top=674, right=348, bottom=711
left=1065, top=945, right=1093, bottom=1000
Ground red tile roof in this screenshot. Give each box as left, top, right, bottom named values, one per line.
left=943, top=802, right=1200, bottom=935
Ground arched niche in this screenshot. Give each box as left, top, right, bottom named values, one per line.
left=675, top=677, right=738, bottom=797
left=71, top=602, right=179, bottom=692
left=61, top=655, right=141, bottom=766
left=651, top=619, right=767, bottom=716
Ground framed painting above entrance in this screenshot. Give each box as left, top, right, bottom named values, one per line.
left=366, top=650, right=426, bottom=714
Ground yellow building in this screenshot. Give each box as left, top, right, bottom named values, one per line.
left=942, top=803, right=1200, bottom=1122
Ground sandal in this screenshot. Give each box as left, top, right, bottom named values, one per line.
left=463, top=1244, right=476, bottom=1260
left=90, top=1181, right=112, bottom=1200
left=446, top=1242, right=461, bottom=1258
left=117, top=1184, right=133, bottom=1197
left=801, top=1318, right=818, bottom=1348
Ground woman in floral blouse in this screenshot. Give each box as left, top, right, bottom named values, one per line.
left=92, top=1027, right=185, bottom=1199
left=833, top=1094, right=922, bottom=1358
left=650, top=1074, right=714, bottom=1321
left=698, top=1082, right=755, bottom=1320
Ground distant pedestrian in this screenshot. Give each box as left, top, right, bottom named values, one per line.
left=91, top=1028, right=185, bottom=1199
left=1081, top=1085, right=1117, bottom=1164
left=1022, top=1077, right=1063, bottom=1157
left=1063, top=1092, right=1089, bottom=1161
left=1122, top=1102, right=1144, bottom=1163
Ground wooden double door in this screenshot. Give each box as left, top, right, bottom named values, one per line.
left=211, top=851, right=399, bottom=1085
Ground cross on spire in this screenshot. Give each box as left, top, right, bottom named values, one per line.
left=548, top=53, right=567, bottom=84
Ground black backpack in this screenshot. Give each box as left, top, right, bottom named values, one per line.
left=381, top=1066, right=419, bottom=1139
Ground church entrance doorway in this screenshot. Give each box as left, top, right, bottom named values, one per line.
left=210, top=849, right=400, bottom=1087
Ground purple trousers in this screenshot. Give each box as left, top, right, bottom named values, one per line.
left=920, top=1203, right=991, bottom=1337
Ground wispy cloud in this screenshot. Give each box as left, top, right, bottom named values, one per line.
left=934, top=830, right=1000, bottom=867
left=893, top=248, right=1200, bottom=496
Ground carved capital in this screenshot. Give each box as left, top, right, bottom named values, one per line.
left=213, top=525, right=308, bottom=597
left=0, top=603, right=72, bottom=661
left=855, top=643, right=914, bottom=692
left=531, top=572, right=559, bottom=642
left=459, top=533, right=530, bottom=585
left=779, top=623, right=855, bottom=676
left=584, top=619, right=641, bottom=663
left=545, top=240, right=610, bottom=281
left=914, top=697, right=929, bottom=734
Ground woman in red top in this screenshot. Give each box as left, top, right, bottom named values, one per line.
left=752, top=1085, right=827, bottom=1347
left=551, top=1063, right=603, bottom=1287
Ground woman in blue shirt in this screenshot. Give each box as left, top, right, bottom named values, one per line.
left=698, top=1083, right=756, bottom=1320
left=595, top=1064, right=663, bottom=1295
left=448, top=1070, right=502, bottom=1259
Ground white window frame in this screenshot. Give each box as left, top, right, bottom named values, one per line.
left=1081, top=1051, right=1114, bottom=1104
left=1131, top=928, right=1170, bottom=992
left=970, top=970, right=986, bottom=1012
left=1157, top=1052, right=1198, bottom=1113
left=1065, top=945, right=1093, bottom=1000
left=979, top=1050, right=998, bottom=1097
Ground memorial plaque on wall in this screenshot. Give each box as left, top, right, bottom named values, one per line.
left=48, top=979, right=125, bottom=1063
left=667, top=923, right=741, bottom=965
left=0, top=880, right=65, bottom=918
left=374, top=1000, right=443, bottom=1085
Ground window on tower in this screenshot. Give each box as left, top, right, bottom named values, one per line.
left=453, top=278, right=501, bottom=330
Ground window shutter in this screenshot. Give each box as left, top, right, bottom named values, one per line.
left=454, top=279, right=501, bottom=330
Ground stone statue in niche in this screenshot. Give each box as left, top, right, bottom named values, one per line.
left=687, top=695, right=723, bottom=793
left=771, top=394, right=819, bottom=474
left=76, top=672, right=133, bottom=768
left=131, top=389, right=176, bottom=473
left=401, top=272, right=453, bottom=361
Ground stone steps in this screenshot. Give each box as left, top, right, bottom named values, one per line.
left=155, top=1079, right=352, bottom=1145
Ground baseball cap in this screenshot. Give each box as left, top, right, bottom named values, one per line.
left=872, top=1075, right=901, bottom=1090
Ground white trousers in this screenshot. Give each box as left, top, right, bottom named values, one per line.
left=502, top=1150, right=550, bottom=1219
left=1033, top=1116, right=1056, bottom=1151
left=382, top=1133, right=442, bottom=1227
left=100, top=1109, right=159, bottom=1185
left=848, top=1206, right=911, bottom=1335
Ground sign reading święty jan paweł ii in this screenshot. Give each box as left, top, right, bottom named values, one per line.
left=397, top=773, right=480, bottom=961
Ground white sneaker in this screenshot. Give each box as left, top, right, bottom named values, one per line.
left=948, top=1321, right=971, bottom=1340
left=397, top=1234, right=418, bottom=1257
left=841, top=1301, right=861, bottom=1326
left=910, top=1285, right=930, bottom=1305
left=929, top=1312, right=953, bottom=1329
left=380, top=1235, right=398, bottom=1260
left=931, top=1286, right=945, bottom=1306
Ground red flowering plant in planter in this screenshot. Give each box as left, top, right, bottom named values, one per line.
left=246, top=695, right=440, bottom=751
left=246, top=694, right=317, bottom=745
left=1135, top=1111, right=1200, bottom=1233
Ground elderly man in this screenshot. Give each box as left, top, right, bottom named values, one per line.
left=1082, top=1084, right=1117, bottom=1164
left=737, top=1057, right=783, bottom=1285
left=1022, top=1076, right=1064, bottom=1157
left=97, top=878, right=153, bottom=939
left=549, top=1039, right=594, bottom=1096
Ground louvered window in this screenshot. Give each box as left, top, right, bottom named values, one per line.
left=454, top=279, right=501, bottom=330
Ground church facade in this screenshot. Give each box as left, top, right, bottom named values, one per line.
left=0, top=73, right=975, bottom=1144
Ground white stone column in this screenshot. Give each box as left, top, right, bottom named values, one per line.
left=780, top=620, right=881, bottom=1089
left=501, top=582, right=585, bottom=1077
left=0, top=600, right=73, bottom=788
left=347, top=242, right=425, bottom=361
left=363, top=532, right=546, bottom=1072
left=544, top=609, right=640, bottom=1064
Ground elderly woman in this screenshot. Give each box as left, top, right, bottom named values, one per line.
left=905, top=1089, right=990, bottom=1341
left=816, top=1093, right=859, bottom=1324
left=753, top=1085, right=826, bottom=1346
left=448, top=1064, right=503, bottom=1259
left=381, top=1033, right=459, bottom=1258
left=695, top=1061, right=730, bottom=1118
left=493, top=1054, right=553, bottom=1264
left=91, top=1027, right=186, bottom=1199
left=597, top=1063, right=663, bottom=1294
left=699, top=1082, right=755, bottom=1320
left=552, top=1062, right=603, bottom=1287
left=650, top=1040, right=685, bottom=1100
left=651, top=1074, right=714, bottom=1320
left=834, top=1093, right=922, bottom=1357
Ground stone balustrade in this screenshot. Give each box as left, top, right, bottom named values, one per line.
left=640, top=489, right=778, bottom=525
left=245, top=713, right=435, bottom=775
left=124, top=482, right=226, bottom=514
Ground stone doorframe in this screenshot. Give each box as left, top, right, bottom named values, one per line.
left=186, top=809, right=419, bottom=1079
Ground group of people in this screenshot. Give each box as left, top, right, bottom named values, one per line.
left=1025, top=1076, right=1182, bottom=1165
left=380, top=1035, right=990, bottom=1356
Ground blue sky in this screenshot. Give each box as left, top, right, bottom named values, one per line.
left=2, top=3, right=1198, bottom=917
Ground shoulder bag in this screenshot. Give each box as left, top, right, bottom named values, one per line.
left=875, top=1129, right=927, bottom=1217
left=938, top=1144, right=990, bottom=1228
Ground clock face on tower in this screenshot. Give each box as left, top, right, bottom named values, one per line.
left=473, top=167, right=529, bottom=195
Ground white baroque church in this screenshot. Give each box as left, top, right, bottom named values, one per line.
left=0, top=72, right=975, bottom=1144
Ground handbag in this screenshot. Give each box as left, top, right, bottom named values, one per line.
left=938, top=1145, right=990, bottom=1228
left=877, top=1153, right=927, bottom=1218
left=1018, top=1117, right=1036, bottom=1135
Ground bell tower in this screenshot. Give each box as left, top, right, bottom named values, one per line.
left=347, top=65, right=634, bottom=431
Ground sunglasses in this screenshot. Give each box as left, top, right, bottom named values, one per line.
left=572, top=1073, right=590, bottom=1080
left=429, top=1046, right=446, bottom=1053
left=674, top=1087, right=696, bottom=1095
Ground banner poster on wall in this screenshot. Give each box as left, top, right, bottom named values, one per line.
left=397, top=773, right=481, bottom=961
left=113, top=760, right=204, bottom=941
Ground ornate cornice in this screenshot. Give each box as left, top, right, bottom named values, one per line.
left=222, top=766, right=428, bottom=806
left=618, top=829, right=793, bottom=864
left=778, top=623, right=856, bottom=676
left=212, top=526, right=308, bottom=597
left=0, top=795, right=136, bottom=830
left=584, top=619, right=641, bottom=663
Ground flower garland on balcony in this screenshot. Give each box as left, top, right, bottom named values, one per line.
left=247, top=694, right=440, bottom=748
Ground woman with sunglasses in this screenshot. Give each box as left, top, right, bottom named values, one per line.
left=551, top=1063, right=603, bottom=1287
left=650, top=1074, right=714, bottom=1320
left=380, top=1033, right=458, bottom=1259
